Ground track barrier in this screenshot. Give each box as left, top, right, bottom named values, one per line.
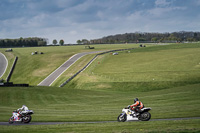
left=6, top=56, right=18, bottom=82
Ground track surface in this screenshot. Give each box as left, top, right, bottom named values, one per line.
left=38, top=51, right=105, bottom=86
left=1, top=117, right=199, bottom=126
left=0, top=52, right=8, bottom=78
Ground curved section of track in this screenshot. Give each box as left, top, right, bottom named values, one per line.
left=38, top=51, right=105, bottom=86
left=1, top=117, right=199, bottom=126
left=0, top=52, right=8, bottom=78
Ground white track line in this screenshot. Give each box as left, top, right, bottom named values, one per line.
left=0, top=52, right=8, bottom=78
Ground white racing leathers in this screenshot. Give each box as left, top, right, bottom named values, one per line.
left=9, top=105, right=34, bottom=124
left=14, top=105, right=29, bottom=120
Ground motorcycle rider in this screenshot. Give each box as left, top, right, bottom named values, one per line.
left=130, top=98, right=144, bottom=116
left=13, top=105, right=29, bottom=121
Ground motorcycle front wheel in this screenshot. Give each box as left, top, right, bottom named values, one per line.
left=8, top=117, right=14, bottom=124
left=117, top=113, right=127, bottom=122
left=23, top=115, right=32, bottom=123
left=139, top=112, right=151, bottom=121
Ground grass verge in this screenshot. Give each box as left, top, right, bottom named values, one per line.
left=0, top=119, right=200, bottom=133
left=0, top=83, right=199, bottom=122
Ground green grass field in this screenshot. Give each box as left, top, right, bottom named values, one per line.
left=0, top=43, right=200, bottom=132
left=0, top=83, right=200, bottom=122
left=0, top=83, right=199, bottom=133
left=1, top=119, right=200, bottom=133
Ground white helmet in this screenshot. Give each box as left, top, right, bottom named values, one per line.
left=22, top=105, right=27, bottom=108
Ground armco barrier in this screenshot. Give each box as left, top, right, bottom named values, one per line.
left=59, top=48, right=135, bottom=87
left=6, top=56, right=18, bottom=82
left=0, top=82, right=29, bottom=87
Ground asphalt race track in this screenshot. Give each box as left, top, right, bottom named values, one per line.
left=38, top=51, right=105, bottom=86
left=1, top=117, right=199, bottom=126
left=0, top=52, right=8, bottom=78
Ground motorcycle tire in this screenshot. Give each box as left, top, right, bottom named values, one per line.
left=23, top=115, right=32, bottom=123
left=117, top=113, right=127, bottom=122
left=139, top=112, right=151, bottom=121
left=8, top=117, right=14, bottom=124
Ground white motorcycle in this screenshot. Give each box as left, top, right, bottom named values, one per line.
left=117, top=106, right=151, bottom=122
left=9, top=110, right=34, bottom=124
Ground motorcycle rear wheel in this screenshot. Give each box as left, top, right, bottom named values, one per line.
left=23, top=115, right=32, bottom=123
left=117, top=114, right=127, bottom=122
left=8, top=117, right=14, bottom=124
left=139, top=112, right=151, bottom=121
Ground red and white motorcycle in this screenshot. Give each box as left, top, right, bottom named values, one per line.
left=9, top=110, right=34, bottom=124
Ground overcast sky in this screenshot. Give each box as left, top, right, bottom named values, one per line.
left=0, top=0, right=200, bottom=44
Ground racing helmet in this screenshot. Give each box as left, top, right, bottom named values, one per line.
left=134, top=98, right=139, bottom=103
left=22, top=105, right=27, bottom=108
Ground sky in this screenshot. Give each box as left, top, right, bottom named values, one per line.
left=0, top=0, right=200, bottom=44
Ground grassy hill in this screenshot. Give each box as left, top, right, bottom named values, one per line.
left=0, top=44, right=139, bottom=85
left=0, top=43, right=200, bottom=132
left=63, top=43, right=200, bottom=91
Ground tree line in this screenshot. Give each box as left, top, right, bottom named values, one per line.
left=0, top=37, right=48, bottom=47
left=1, top=31, right=199, bottom=47
left=89, top=31, right=200, bottom=44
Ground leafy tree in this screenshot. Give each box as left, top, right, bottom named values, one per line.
left=53, top=39, right=57, bottom=45
left=81, top=39, right=89, bottom=44
left=59, top=40, right=64, bottom=45
left=77, top=40, right=82, bottom=44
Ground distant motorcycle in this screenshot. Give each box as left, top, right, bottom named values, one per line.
left=117, top=106, right=151, bottom=122
left=9, top=110, right=34, bottom=124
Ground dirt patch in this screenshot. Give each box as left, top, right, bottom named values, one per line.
left=96, top=83, right=111, bottom=89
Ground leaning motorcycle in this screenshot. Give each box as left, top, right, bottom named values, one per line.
left=117, top=106, right=151, bottom=122
left=9, top=110, right=34, bottom=124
